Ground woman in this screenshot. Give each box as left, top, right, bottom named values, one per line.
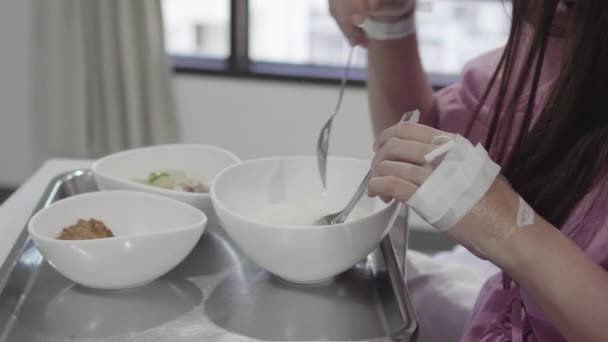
left=331, top=0, right=608, bottom=341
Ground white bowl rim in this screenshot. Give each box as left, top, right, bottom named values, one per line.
left=210, top=155, right=398, bottom=231
left=91, top=143, right=241, bottom=199
left=28, top=190, right=207, bottom=245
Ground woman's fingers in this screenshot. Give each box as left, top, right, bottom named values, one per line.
left=372, top=160, right=433, bottom=186
left=329, top=0, right=370, bottom=45
left=374, top=121, right=453, bottom=152
left=368, top=176, right=418, bottom=203
left=372, top=136, right=435, bottom=166
left=369, top=122, right=456, bottom=203
left=368, top=161, right=430, bottom=203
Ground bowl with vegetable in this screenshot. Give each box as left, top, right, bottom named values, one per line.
left=92, top=144, right=240, bottom=215
left=28, top=190, right=207, bottom=290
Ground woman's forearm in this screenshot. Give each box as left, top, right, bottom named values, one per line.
left=367, top=34, right=435, bottom=136
left=494, top=221, right=608, bottom=342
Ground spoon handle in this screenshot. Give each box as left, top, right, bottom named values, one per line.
left=331, top=170, right=372, bottom=224
left=333, top=46, right=355, bottom=114
left=317, top=46, right=356, bottom=190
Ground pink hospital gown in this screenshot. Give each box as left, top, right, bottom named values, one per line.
left=413, top=27, right=608, bottom=342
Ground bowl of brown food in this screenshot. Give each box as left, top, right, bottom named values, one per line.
left=28, top=191, right=207, bottom=290
left=57, top=218, right=115, bottom=240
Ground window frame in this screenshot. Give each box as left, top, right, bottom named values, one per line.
left=170, top=0, right=460, bottom=89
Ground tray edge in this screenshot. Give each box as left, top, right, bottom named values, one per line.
left=0, top=169, right=91, bottom=293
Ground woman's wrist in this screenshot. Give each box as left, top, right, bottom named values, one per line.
left=490, top=218, right=556, bottom=274
left=368, top=6, right=416, bottom=23
left=362, top=11, right=416, bottom=41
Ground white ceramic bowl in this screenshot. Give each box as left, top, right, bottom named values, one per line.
left=211, top=156, right=401, bottom=284
left=92, top=144, right=240, bottom=215
left=28, top=191, right=207, bottom=290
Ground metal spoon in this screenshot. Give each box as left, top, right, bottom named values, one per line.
left=316, top=46, right=355, bottom=190
left=314, top=110, right=420, bottom=226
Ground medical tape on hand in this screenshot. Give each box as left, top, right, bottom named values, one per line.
left=434, top=145, right=502, bottom=231
left=407, top=135, right=501, bottom=232
left=407, top=136, right=481, bottom=224
left=424, top=138, right=455, bottom=163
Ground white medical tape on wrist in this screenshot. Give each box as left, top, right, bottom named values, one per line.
left=362, top=15, right=416, bottom=41
left=407, top=135, right=501, bottom=232
left=517, top=196, right=535, bottom=227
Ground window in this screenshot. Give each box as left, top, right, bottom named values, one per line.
left=162, top=0, right=230, bottom=59
left=249, top=0, right=366, bottom=68
left=416, top=1, right=511, bottom=75
left=162, top=0, right=511, bottom=84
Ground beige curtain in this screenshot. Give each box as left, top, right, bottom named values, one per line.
left=32, top=0, right=177, bottom=160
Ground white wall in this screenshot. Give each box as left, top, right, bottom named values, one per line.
left=174, top=75, right=375, bottom=162
left=0, top=0, right=35, bottom=187
left=0, top=70, right=374, bottom=187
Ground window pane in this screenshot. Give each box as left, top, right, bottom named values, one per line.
left=417, top=1, right=511, bottom=74
left=249, top=0, right=511, bottom=75
left=249, top=0, right=366, bottom=67
left=162, top=0, right=230, bottom=59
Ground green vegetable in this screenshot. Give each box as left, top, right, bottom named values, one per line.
left=148, top=171, right=169, bottom=184
left=134, top=169, right=208, bottom=193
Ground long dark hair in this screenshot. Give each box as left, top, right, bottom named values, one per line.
left=470, top=0, right=608, bottom=228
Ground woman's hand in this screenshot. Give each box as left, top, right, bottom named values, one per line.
left=329, top=0, right=416, bottom=46
left=328, top=0, right=376, bottom=46
left=368, top=121, right=527, bottom=260
left=369, top=120, right=445, bottom=202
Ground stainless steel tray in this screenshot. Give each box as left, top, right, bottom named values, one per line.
left=0, top=170, right=418, bottom=342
